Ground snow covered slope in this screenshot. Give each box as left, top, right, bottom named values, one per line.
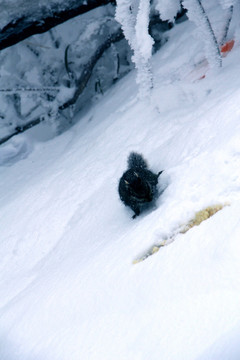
left=1, top=19, right=240, bottom=360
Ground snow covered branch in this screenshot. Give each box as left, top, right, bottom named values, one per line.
left=0, top=0, right=115, bottom=51
left=183, top=0, right=222, bottom=68
left=220, top=5, right=234, bottom=45
left=0, top=27, right=125, bottom=145
left=115, top=0, right=154, bottom=98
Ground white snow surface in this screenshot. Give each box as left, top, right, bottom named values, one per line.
left=1, top=19, right=240, bottom=360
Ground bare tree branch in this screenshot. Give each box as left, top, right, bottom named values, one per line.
left=59, top=27, right=124, bottom=110
left=0, top=117, right=42, bottom=145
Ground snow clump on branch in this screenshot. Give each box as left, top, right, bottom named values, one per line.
left=115, top=0, right=154, bottom=98
left=218, top=0, right=236, bottom=9
left=153, top=0, right=181, bottom=22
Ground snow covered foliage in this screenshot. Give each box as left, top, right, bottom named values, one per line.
left=0, top=3, right=134, bottom=143
left=115, top=0, right=235, bottom=99
left=183, top=0, right=222, bottom=68
left=115, top=0, right=154, bottom=98
left=0, top=0, right=176, bottom=144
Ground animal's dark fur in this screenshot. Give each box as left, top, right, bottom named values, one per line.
left=118, top=152, right=163, bottom=218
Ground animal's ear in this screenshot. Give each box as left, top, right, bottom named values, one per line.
left=157, top=170, right=164, bottom=178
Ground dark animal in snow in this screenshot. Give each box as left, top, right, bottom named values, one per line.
left=118, top=152, right=163, bottom=218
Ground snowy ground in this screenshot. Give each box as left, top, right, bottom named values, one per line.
left=1, top=17, right=240, bottom=360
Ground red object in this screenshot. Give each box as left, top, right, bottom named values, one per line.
left=221, top=39, right=235, bottom=55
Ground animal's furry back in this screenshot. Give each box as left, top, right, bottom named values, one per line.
left=127, top=152, right=148, bottom=169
